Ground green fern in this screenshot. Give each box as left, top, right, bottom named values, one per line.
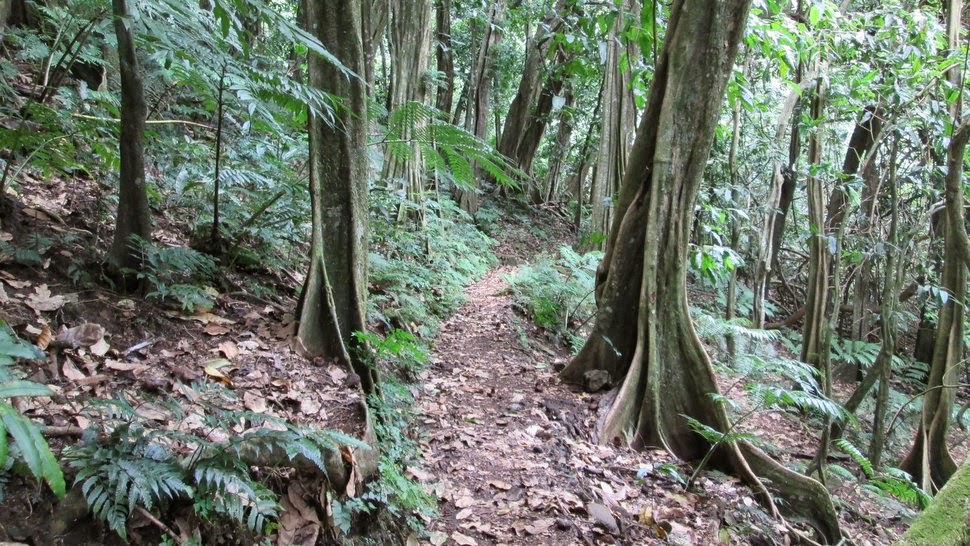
left=0, top=323, right=65, bottom=499
left=834, top=439, right=929, bottom=508
left=66, top=385, right=370, bottom=540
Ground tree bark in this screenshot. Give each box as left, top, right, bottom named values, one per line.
left=587, top=0, right=638, bottom=252
left=560, top=1, right=840, bottom=541
left=109, top=0, right=151, bottom=279
left=383, top=0, right=433, bottom=223
left=454, top=0, right=504, bottom=214
left=298, top=0, right=374, bottom=393
left=899, top=118, right=970, bottom=491
left=496, top=1, right=566, bottom=168
left=434, top=0, right=455, bottom=116
left=897, top=457, right=970, bottom=546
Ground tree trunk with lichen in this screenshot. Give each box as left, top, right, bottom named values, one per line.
left=297, top=0, right=374, bottom=393
left=560, top=1, right=841, bottom=541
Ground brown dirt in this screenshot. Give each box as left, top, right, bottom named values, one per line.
left=413, top=266, right=808, bottom=546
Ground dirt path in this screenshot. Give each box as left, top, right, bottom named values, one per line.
left=415, top=267, right=692, bottom=546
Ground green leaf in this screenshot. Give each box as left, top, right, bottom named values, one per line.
left=0, top=380, right=54, bottom=399
left=0, top=403, right=65, bottom=498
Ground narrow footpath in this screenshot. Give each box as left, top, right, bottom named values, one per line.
left=413, top=267, right=730, bottom=546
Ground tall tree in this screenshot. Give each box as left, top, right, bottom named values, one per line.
left=454, top=0, right=504, bottom=214
left=497, top=1, right=567, bottom=170
left=559, top=0, right=841, bottom=540
left=383, top=0, right=434, bottom=222
left=434, top=0, right=455, bottom=116
left=109, top=0, right=151, bottom=279
left=297, top=0, right=374, bottom=393
left=587, top=0, right=638, bottom=251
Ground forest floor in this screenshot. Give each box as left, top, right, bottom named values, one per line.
left=0, top=177, right=956, bottom=546
left=409, top=254, right=912, bottom=546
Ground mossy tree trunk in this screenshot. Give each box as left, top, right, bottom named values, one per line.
left=434, top=0, right=454, bottom=117
left=109, top=0, right=151, bottom=279
left=898, top=457, right=970, bottom=546
left=560, top=1, right=840, bottom=541
left=298, top=0, right=374, bottom=394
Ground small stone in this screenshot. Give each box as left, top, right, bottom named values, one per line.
left=507, top=403, right=525, bottom=412
left=587, top=502, right=619, bottom=534
left=583, top=370, right=611, bottom=392
left=556, top=517, right=573, bottom=530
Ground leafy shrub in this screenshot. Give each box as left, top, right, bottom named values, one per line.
left=128, top=238, right=218, bottom=312
left=834, top=439, right=929, bottom=509
left=63, top=385, right=367, bottom=541
left=369, top=192, right=495, bottom=337
left=505, top=245, right=601, bottom=350
left=0, top=322, right=65, bottom=500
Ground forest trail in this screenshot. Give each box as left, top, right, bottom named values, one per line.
left=414, top=265, right=700, bottom=546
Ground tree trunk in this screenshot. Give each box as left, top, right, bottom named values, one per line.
left=109, top=0, right=151, bottom=279
left=897, top=457, right=970, bottom=546
left=496, top=1, right=566, bottom=167
left=454, top=0, right=504, bottom=214
left=750, top=65, right=810, bottom=327
left=383, top=0, right=433, bottom=223
left=587, top=0, right=638, bottom=251
left=298, top=0, right=374, bottom=393
left=899, top=118, right=970, bottom=492
left=560, top=1, right=840, bottom=541
left=434, top=0, right=454, bottom=117
left=542, top=84, right=574, bottom=203
left=799, top=74, right=829, bottom=370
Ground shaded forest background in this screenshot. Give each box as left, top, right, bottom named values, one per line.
left=0, top=0, right=969, bottom=544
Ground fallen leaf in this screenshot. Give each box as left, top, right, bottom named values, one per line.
left=55, top=323, right=104, bottom=348
left=488, top=480, right=512, bottom=491
left=525, top=518, right=555, bottom=535
left=90, top=338, right=110, bottom=356
left=36, top=325, right=53, bottom=350
left=429, top=531, right=449, bottom=546
left=25, top=284, right=67, bottom=313
left=62, top=358, right=86, bottom=381
left=0, top=284, right=7, bottom=303
left=218, top=341, right=239, bottom=359
left=455, top=496, right=476, bottom=508
left=203, top=323, right=231, bottom=336
left=104, top=360, right=150, bottom=374
left=451, top=532, right=477, bottom=546
left=244, top=391, right=268, bottom=413
left=327, top=366, right=348, bottom=385
left=203, top=358, right=233, bottom=385
left=455, top=508, right=474, bottom=520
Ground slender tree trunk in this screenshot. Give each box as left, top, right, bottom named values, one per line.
left=800, top=73, right=829, bottom=370
left=454, top=0, right=504, bottom=214
left=900, top=118, right=970, bottom=492
left=560, top=1, right=840, bottom=540
left=868, top=138, right=900, bottom=470
left=109, top=0, right=151, bottom=279
left=587, top=0, right=638, bottom=251
left=542, top=84, right=574, bottom=203
left=751, top=64, right=810, bottom=327
left=383, top=0, right=433, bottom=223
left=434, top=0, right=455, bottom=117
left=298, top=0, right=374, bottom=393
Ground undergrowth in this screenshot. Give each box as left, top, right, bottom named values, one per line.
left=62, top=384, right=367, bottom=543
left=505, top=245, right=601, bottom=351
left=369, top=191, right=496, bottom=337
left=334, top=330, right=436, bottom=544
